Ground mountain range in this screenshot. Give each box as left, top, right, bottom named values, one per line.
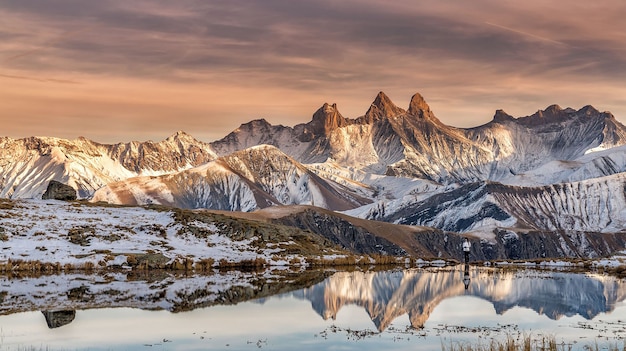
left=2, top=91, right=626, bottom=253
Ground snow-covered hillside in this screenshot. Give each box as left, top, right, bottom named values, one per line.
left=0, top=132, right=216, bottom=199
left=0, top=199, right=353, bottom=269
left=2, top=199, right=622, bottom=265
left=357, top=173, right=626, bottom=238
left=92, top=145, right=371, bottom=211
left=499, top=144, right=626, bottom=186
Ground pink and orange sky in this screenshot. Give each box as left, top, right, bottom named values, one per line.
left=2, top=0, right=626, bottom=143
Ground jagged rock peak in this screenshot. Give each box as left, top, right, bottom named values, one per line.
left=228, top=119, right=274, bottom=134
left=364, top=91, right=405, bottom=122
left=171, top=130, right=190, bottom=137
left=518, top=104, right=571, bottom=126
left=578, top=105, right=600, bottom=116
left=166, top=130, right=195, bottom=142
left=308, top=102, right=348, bottom=135
left=493, top=109, right=515, bottom=123
left=239, top=118, right=272, bottom=128
left=534, top=104, right=564, bottom=119
left=407, top=92, right=436, bottom=120
left=373, top=91, right=404, bottom=114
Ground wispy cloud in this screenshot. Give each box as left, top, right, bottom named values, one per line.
left=0, top=73, right=79, bottom=84
left=484, top=22, right=568, bottom=47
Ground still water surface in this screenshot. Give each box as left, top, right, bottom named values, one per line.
left=1, top=266, right=626, bottom=350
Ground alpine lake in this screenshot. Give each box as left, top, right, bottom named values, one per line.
left=2, top=265, right=626, bottom=351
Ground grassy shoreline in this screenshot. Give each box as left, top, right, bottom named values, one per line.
left=442, top=335, right=626, bottom=351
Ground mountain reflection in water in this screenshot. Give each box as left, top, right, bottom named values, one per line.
left=289, top=266, right=626, bottom=331
left=0, top=267, right=624, bottom=333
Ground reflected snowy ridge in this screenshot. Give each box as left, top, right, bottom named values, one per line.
left=0, top=267, right=623, bottom=331
left=290, top=267, right=626, bottom=331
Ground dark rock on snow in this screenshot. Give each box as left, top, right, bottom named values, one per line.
left=42, top=180, right=77, bottom=201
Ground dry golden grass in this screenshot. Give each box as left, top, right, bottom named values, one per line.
left=306, top=253, right=409, bottom=268
left=0, top=199, right=15, bottom=210
left=194, top=258, right=215, bottom=271
left=442, top=335, right=626, bottom=351
left=598, top=264, right=626, bottom=278
left=0, top=259, right=63, bottom=274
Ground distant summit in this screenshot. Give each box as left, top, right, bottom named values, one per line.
left=407, top=92, right=435, bottom=119
left=492, top=109, right=516, bottom=123
left=302, top=102, right=349, bottom=139
left=361, top=91, right=406, bottom=123
left=495, top=104, right=611, bottom=127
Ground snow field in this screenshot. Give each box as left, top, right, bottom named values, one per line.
left=0, top=200, right=312, bottom=269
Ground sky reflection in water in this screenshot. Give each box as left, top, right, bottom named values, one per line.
left=1, top=266, right=625, bottom=350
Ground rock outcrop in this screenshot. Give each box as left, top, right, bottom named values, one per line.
left=42, top=180, right=77, bottom=201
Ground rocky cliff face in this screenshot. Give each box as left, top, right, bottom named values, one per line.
left=271, top=208, right=408, bottom=256
left=102, top=131, right=217, bottom=173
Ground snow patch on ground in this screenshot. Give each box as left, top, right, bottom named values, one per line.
left=0, top=200, right=295, bottom=268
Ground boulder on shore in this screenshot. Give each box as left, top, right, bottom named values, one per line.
left=42, top=180, right=77, bottom=201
